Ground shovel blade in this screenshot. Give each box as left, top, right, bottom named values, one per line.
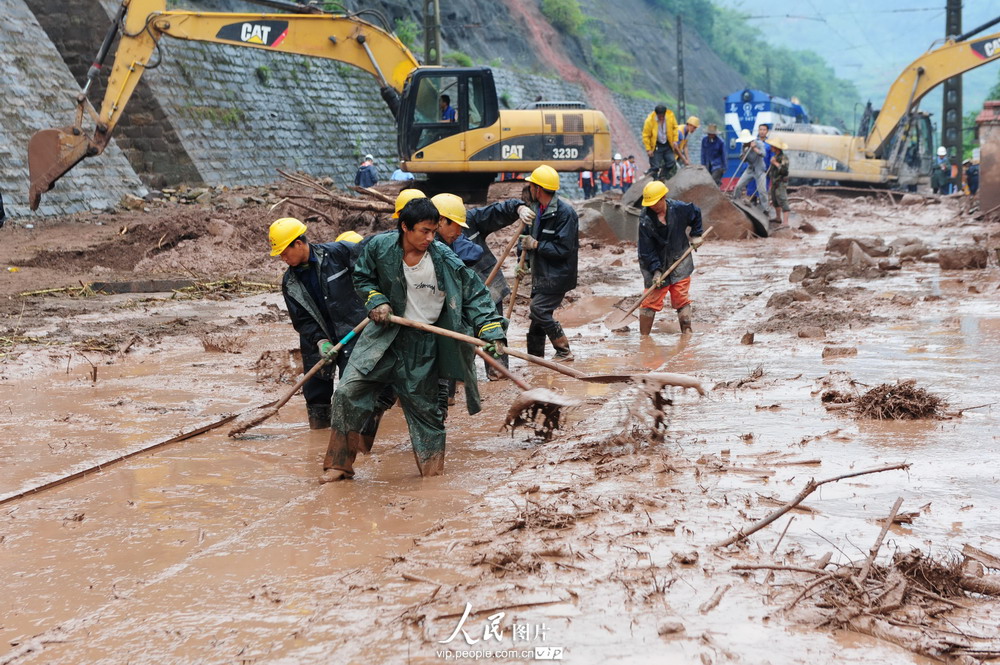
left=604, top=309, right=637, bottom=331
left=27, top=126, right=93, bottom=210
left=505, top=388, right=579, bottom=441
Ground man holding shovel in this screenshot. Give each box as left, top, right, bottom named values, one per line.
left=731, top=128, right=772, bottom=218
left=636, top=181, right=704, bottom=335
left=270, top=218, right=371, bottom=429
left=321, top=197, right=507, bottom=482
left=519, top=165, right=579, bottom=362
left=431, top=192, right=535, bottom=377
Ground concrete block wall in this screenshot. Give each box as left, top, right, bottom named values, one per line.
left=0, top=0, right=145, bottom=219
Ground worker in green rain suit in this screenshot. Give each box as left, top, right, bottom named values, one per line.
left=321, top=197, right=507, bottom=482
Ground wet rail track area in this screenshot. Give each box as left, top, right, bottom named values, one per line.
left=2, top=189, right=1000, bottom=664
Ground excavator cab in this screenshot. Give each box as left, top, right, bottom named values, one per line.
left=397, top=67, right=499, bottom=166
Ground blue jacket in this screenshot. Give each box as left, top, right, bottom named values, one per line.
left=354, top=164, right=378, bottom=188
left=443, top=233, right=485, bottom=267
left=637, top=201, right=703, bottom=285
left=463, top=198, right=524, bottom=303
left=700, top=134, right=726, bottom=172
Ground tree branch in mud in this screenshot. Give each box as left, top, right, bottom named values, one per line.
left=856, top=496, right=904, bottom=586
left=714, top=463, right=911, bottom=548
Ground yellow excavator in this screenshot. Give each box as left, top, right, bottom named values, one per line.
left=27, top=0, right=612, bottom=209
left=781, top=16, right=1000, bottom=188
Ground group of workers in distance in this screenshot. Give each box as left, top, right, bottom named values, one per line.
left=268, top=164, right=604, bottom=482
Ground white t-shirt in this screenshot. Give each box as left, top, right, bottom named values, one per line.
left=403, top=251, right=444, bottom=324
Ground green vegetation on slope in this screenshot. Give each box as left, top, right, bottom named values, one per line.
left=540, top=0, right=860, bottom=129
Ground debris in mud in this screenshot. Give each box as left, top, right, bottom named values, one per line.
left=820, top=390, right=853, bottom=404
left=740, top=331, right=755, bottom=345
left=938, top=247, right=989, bottom=270
left=254, top=349, right=300, bottom=384
left=504, top=388, right=578, bottom=442
left=199, top=332, right=247, bottom=353
left=739, top=546, right=1000, bottom=664
left=822, top=346, right=858, bottom=359
left=476, top=546, right=542, bottom=576
left=714, top=365, right=764, bottom=391
left=854, top=380, right=946, bottom=420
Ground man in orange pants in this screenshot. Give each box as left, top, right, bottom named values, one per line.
left=636, top=181, right=704, bottom=335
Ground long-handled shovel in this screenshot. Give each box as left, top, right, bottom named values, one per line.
left=387, top=315, right=704, bottom=392
left=483, top=220, right=526, bottom=286
left=471, top=347, right=578, bottom=440
left=384, top=315, right=576, bottom=437
left=505, top=251, right=528, bottom=320
left=605, top=225, right=714, bottom=331
left=228, top=319, right=371, bottom=437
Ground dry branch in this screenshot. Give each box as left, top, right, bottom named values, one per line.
left=856, top=496, right=904, bottom=585
left=715, top=463, right=910, bottom=548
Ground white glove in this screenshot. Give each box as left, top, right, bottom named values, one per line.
left=517, top=205, right=536, bottom=226
left=520, top=234, right=538, bottom=251
left=690, top=236, right=704, bottom=250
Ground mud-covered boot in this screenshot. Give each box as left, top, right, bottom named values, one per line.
left=526, top=333, right=546, bottom=358
left=320, top=430, right=357, bottom=483
left=677, top=305, right=693, bottom=334
left=417, top=453, right=445, bottom=477
left=548, top=325, right=574, bottom=362
left=638, top=308, right=656, bottom=336
left=307, top=404, right=331, bottom=430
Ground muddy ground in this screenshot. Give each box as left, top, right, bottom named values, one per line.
left=1, top=182, right=999, bottom=664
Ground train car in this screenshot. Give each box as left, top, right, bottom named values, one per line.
left=722, top=89, right=809, bottom=190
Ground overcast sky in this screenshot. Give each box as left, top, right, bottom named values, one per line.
left=715, top=0, right=999, bottom=130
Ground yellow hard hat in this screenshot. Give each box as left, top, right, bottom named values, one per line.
left=336, top=230, right=364, bottom=244
left=393, top=188, right=426, bottom=219
left=687, top=116, right=700, bottom=128
left=525, top=164, right=560, bottom=192
left=269, top=217, right=307, bottom=256
left=430, top=193, right=468, bottom=228
left=641, top=181, right=669, bottom=207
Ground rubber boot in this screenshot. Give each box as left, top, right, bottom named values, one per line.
left=437, top=379, right=451, bottom=423
left=306, top=404, right=331, bottom=430
left=320, top=429, right=357, bottom=483
left=416, top=452, right=445, bottom=478
left=548, top=325, right=574, bottom=362
left=526, top=334, right=546, bottom=358
left=358, top=386, right=396, bottom=452
left=638, top=308, right=656, bottom=336
left=677, top=305, right=693, bottom=334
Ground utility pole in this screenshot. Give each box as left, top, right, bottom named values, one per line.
left=676, top=15, right=686, bottom=121
left=942, top=0, right=962, bottom=163
left=423, top=0, right=442, bottom=65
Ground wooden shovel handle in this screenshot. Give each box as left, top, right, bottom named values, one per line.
left=484, top=220, right=526, bottom=286
left=473, top=348, right=531, bottom=391
left=388, top=315, right=589, bottom=382
left=273, top=318, right=370, bottom=411
left=614, top=225, right=714, bottom=323
left=505, top=251, right=528, bottom=320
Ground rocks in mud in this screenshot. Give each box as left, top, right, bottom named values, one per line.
left=846, top=241, right=879, bottom=267
left=827, top=235, right=891, bottom=258
left=822, top=346, right=858, bottom=359
left=740, top=332, right=755, bottom=345
left=767, top=288, right=812, bottom=308
left=899, top=193, right=924, bottom=206
left=576, top=208, right=619, bottom=245
left=937, top=247, right=989, bottom=270
left=789, top=265, right=813, bottom=283
left=657, top=620, right=686, bottom=636
left=797, top=326, right=826, bottom=339
left=798, top=220, right=818, bottom=234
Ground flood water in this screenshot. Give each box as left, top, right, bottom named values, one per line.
left=1, top=199, right=998, bottom=664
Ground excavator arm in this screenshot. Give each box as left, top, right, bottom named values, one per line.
left=28, top=0, right=420, bottom=209
left=866, top=25, right=1000, bottom=157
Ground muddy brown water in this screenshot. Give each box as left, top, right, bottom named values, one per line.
left=2, top=200, right=999, bottom=664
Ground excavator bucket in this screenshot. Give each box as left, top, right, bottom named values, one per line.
left=27, top=126, right=92, bottom=210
